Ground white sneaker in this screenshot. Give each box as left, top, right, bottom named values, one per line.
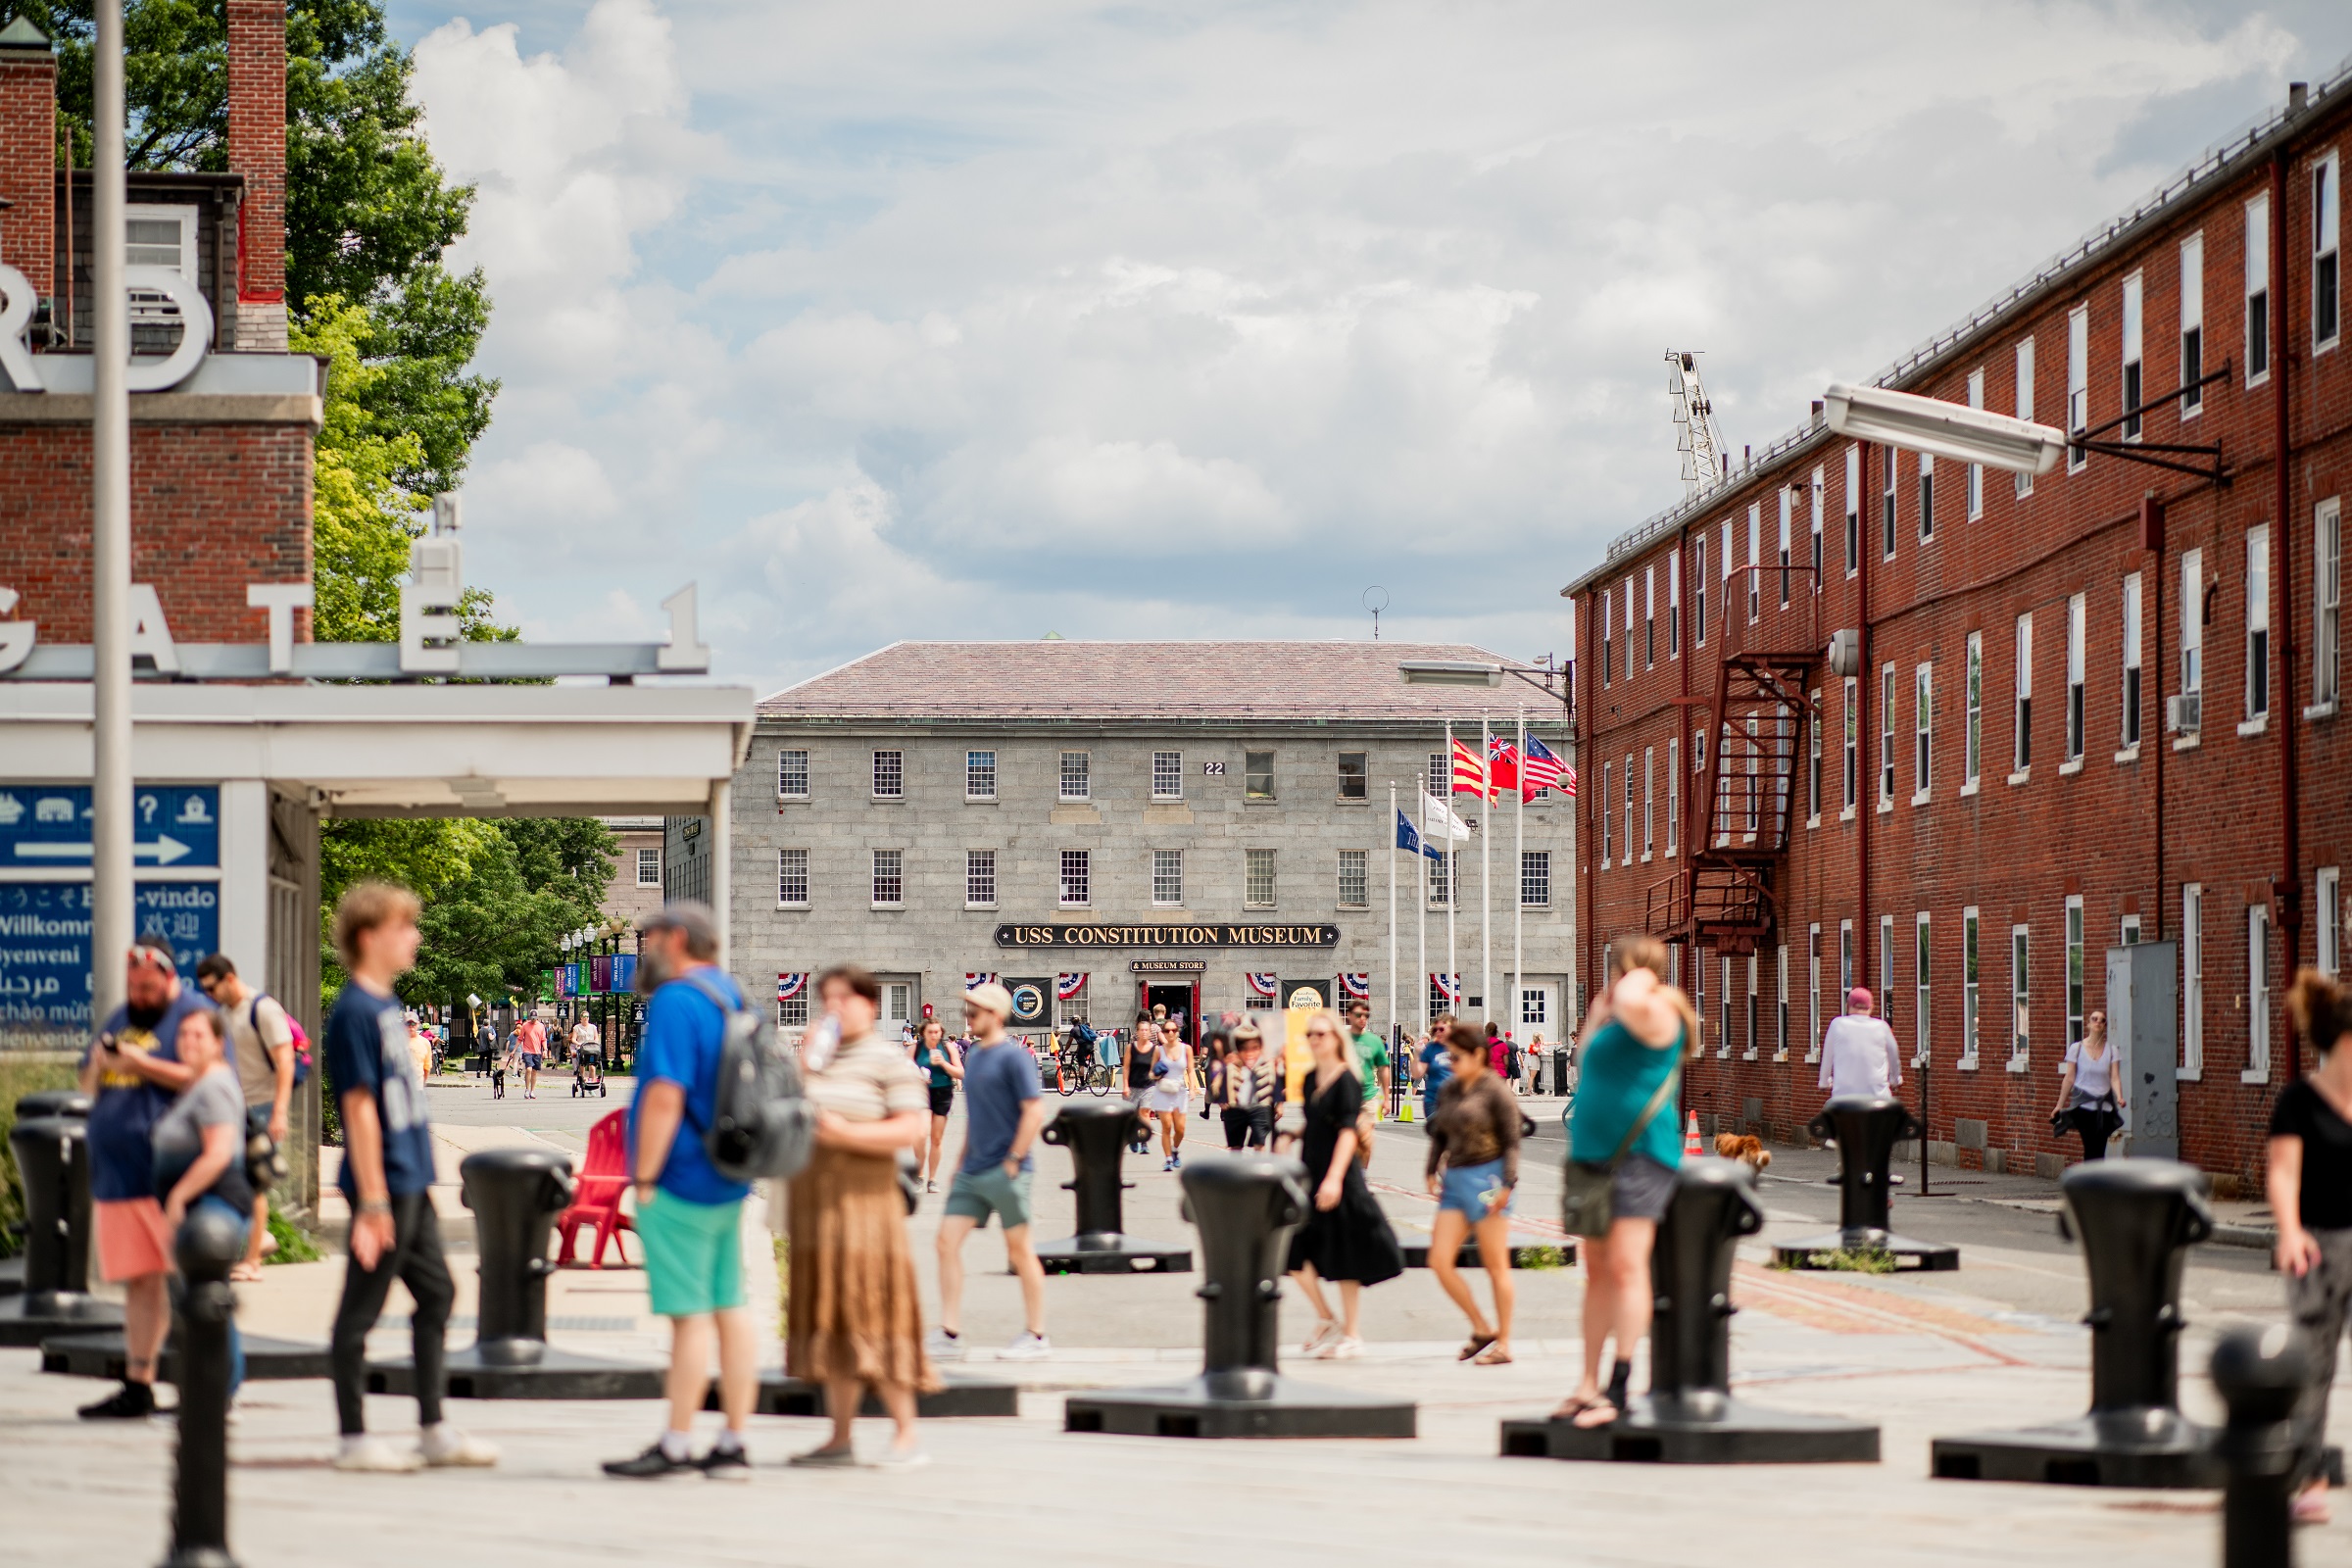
left=418, top=1425, right=500, bottom=1467
left=998, top=1331, right=1052, bottom=1362
left=872, top=1446, right=932, bottom=1471
left=924, top=1327, right=966, bottom=1361
left=334, top=1435, right=424, bottom=1473
left=1324, top=1335, right=1364, bottom=1360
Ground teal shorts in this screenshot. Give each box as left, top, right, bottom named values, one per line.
left=944, top=1165, right=1033, bottom=1230
left=636, top=1191, right=745, bottom=1318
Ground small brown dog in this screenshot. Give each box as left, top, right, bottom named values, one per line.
left=1712, top=1133, right=1772, bottom=1172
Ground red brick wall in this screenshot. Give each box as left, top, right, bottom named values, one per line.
left=225, top=0, right=284, bottom=307
left=1575, top=94, right=2352, bottom=1181
left=0, top=36, right=53, bottom=291
left=0, top=421, right=313, bottom=642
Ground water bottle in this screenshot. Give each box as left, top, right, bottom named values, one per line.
left=803, top=1012, right=842, bottom=1073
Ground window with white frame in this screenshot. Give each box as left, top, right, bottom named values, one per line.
left=1601, top=590, right=1613, bottom=685
left=1776, top=944, right=1789, bottom=1059
left=1245, top=849, right=1276, bottom=908
left=1642, top=747, right=1655, bottom=858
left=777, top=985, right=809, bottom=1032
left=1965, top=632, right=1984, bottom=785
left=2121, top=271, right=2145, bottom=442
left=2015, top=612, right=2034, bottom=770
left=1811, top=466, right=1826, bottom=586
left=1667, top=737, right=1680, bottom=856
left=1152, top=751, right=1184, bottom=800
left=1723, top=517, right=1735, bottom=626
left=776, top=849, right=809, bottom=907
left=1747, top=504, right=1762, bottom=622
left=1740, top=720, right=1757, bottom=839
left=1883, top=446, right=1898, bottom=560
left=1059, top=751, right=1091, bottom=801
left=1839, top=918, right=1855, bottom=1002
left=1692, top=947, right=1706, bottom=1052
left=2248, top=902, right=2273, bottom=1081
left=1807, top=688, right=1823, bottom=822
left=2317, top=499, right=2342, bottom=710
left=1626, top=753, right=1638, bottom=860
left=1427, top=752, right=1447, bottom=800
left=2181, top=546, right=2205, bottom=708
left=2014, top=336, right=2037, bottom=497
left=966, top=849, right=997, bottom=906
left=1693, top=532, right=1708, bottom=643
left=2011, top=924, right=2032, bottom=1065
left=1842, top=675, right=1859, bottom=810
left=776, top=748, right=810, bottom=799
left=1245, top=751, right=1275, bottom=800
left=2180, top=232, right=2205, bottom=416
left=1807, top=923, right=1823, bottom=1060
left=1152, top=849, right=1183, bottom=906
left=1338, top=849, right=1369, bottom=908
left=1431, top=848, right=1453, bottom=907
left=2066, top=592, right=2087, bottom=761
left=2248, top=193, right=2273, bottom=384
left=1966, top=369, right=1985, bottom=517
left=2321, top=865, right=2342, bottom=979
left=2065, top=894, right=2085, bottom=1046
left=1059, top=849, right=1091, bottom=906
left=1720, top=954, right=1734, bottom=1058
left=872, top=750, right=904, bottom=800
left=1881, top=914, right=1896, bottom=1025
left=2249, top=525, right=2273, bottom=720
left=1600, top=760, right=1612, bottom=869
left=636, top=847, right=661, bottom=886
left=2317, top=150, right=2341, bottom=350
left=1521, top=851, right=1550, bottom=907
left=1914, top=662, right=1933, bottom=800
left=2123, top=572, right=2144, bottom=748
left=1961, top=906, right=1981, bottom=1068
left=1918, top=454, right=1936, bottom=541
left=872, top=849, right=905, bottom=906
left=2182, top=884, right=2205, bottom=1076
left=124, top=205, right=199, bottom=328
left=1880, top=663, right=1896, bottom=805
left=1915, top=911, right=1932, bottom=1064
left=2122, top=913, right=2142, bottom=944
left=1778, top=488, right=1793, bottom=608
left=1338, top=752, right=1368, bottom=801
left=1844, top=444, right=1862, bottom=574
left=966, top=750, right=997, bottom=801
left=1644, top=565, right=1657, bottom=668
left=1624, top=578, right=1637, bottom=674
left=2067, top=305, right=2089, bottom=471
left=1670, top=550, right=1683, bottom=657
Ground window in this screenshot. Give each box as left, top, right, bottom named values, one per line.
left=1778, top=488, right=1792, bottom=608
left=2122, top=573, right=2144, bottom=747
left=871, top=849, right=904, bottom=906
left=1882, top=446, right=1897, bottom=559
left=1337, top=751, right=1368, bottom=801
left=2122, top=913, right=2142, bottom=945
left=1670, top=550, right=1683, bottom=656
left=2065, top=304, right=2089, bottom=472
left=2180, top=233, right=2205, bottom=416
left=776, top=849, right=809, bottom=907
left=1807, top=688, right=1823, bottom=822
left=1152, top=849, right=1183, bottom=906
left=1691, top=532, right=1708, bottom=645
left=124, top=204, right=198, bottom=331
left=2066, top=592, right=2086, bottom=762
left=1880, top=662, right=1896, bottom=805
left=2249, top=525, right=2272, bottom=720
left=1961, top=907, right=1981, bottom=1068
left=2121, top=271, right=2144, bottom=441
left=2011, top=924, right=2031, bottom=1065
left=777, top=984, right=809, bottom=1032
left=1642, top=747, right=1655, bottom=858
left=1692, top=947, right=1706, bottom=1052
left=2317, top=151, right=2341, bottom=350
left=1623, top=579, right=1636, bottom=675
left=1521, top=851, right=1550, bottom=907
left=1153, top=751, right=1185, bottom=800
left=1245, top=849, right=1276, bottom=907
left=1844, top=445, right=1862, bottom=574
left=2318, top=499, right=2342, bottom=710
left=636, top=847, right=661, bottom=885
left=1601, top=589, right=1613, bottom=685
left=2321, top=865, right=2342, bottom=979
left=775, top=749, right=812, bottom=801
left=1720, top=955, right=1734, bottom=1058
left=2014, top=612, right=2034, bottom=770
left=1807, top=923, right=1823, bottom=1061
left=1747, top=504, right=1762, bottom=622
left=1811, top=467, right=1825, bottom=587
left=1918, top=454, right=1936, bottom=541
left=1600, top=760, right=1612, bottom=869
left=1881, top=915, right=1896, bottom=1025
left=2182, top=883, right=2205, bottom=1076
left=1745, top=954, right=1759, bottom=1060
left=966, top=849, right=997, bottom=906
left=1644, top=565, right=1657, bottom=667
left=872, top=750, right=904, bottom=799
left=1667, top=737, right=1680, bottom=856
left=2180, top=547, right=2205, bottom=711
left=1522, top=987, right=1549, bottom=1029
left=2248, top=193, right=2272, bottom=384
left=2065, top=895, right=2085, bottom=1047
left=1776, top=944, right=1789, bottom=1059
left=1740, top=723, right=1755, bottom=839
left=1625, top=753, right=1638, bottom=861
left=2248, top=903, right=2273, bottom=1081
left=1059, top=751, right=1091, bottom=801
left=1244, top=751, right=1274, bottom=800
left=1431, top=848, right=1453, bottom=907
left=1915, top=912, right=1932, bottom=1065
left=1964, top=633, right=1983, bottom=785
left=1841, top=675, right=1859, bottom=810
left=1427, top=752, right=1447, bottom=799
left=1962, top=371, right=1985, bottom=517
left=1913, top=662, right=1933, bottom=799
left=1338, top=849, right=1369, bottom=908
left=2014, top=337, right=2037, bottom=498
left=1059, top=849, right=1091, bottom=906
left=1839, top=919, right=1855, bottom=1002
left=966, top=750, right=997, bottom=801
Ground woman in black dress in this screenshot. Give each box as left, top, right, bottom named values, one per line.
left=1286, top=1010, right=1402, bottom=1360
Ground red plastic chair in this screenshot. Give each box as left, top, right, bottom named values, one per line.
left=556, top=1108, right=635, bottom=1268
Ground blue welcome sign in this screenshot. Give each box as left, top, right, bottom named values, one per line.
left=0, top=880, right=221, bottom=1035
left=0, top=785, right=221, bottom=869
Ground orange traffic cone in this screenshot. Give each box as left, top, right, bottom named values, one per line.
left=1683, top=1111, right=1703, bottom=1158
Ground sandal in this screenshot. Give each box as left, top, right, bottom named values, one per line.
left=228, top=1261, right=265, bottom=1283
left=1301, top=1320, right=1340, bottom=1355
left=1457, top=1333, right=1498, bottom=1362
left=1473, top=1345, right=1514, bottom=1366
left=1551, top=1394, right=1616, bottom=1427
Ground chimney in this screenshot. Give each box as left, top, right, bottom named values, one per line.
left=2289, top=81, right=2309, bottom=115
left=0, top=17, right=54, bottom=306
left=226, top=0, right=285, bottom=351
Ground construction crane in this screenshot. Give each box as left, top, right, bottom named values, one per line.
left=1665, top=350, right=1726, bottom=498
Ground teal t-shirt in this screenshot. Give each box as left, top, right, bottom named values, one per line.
left=1566, top=1017, right=1683, bottom=1168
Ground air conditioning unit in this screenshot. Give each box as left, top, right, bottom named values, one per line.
left=2166, top=692, right=2201, bottom=734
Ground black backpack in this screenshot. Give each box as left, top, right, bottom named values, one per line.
left=680, top=972, right=816, bottom=1184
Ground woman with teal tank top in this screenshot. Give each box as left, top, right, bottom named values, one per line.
left=1555, top=935, right=1700, bottom=1430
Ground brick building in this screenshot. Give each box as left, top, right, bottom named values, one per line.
left=1564, top=72, right=2352, bottom=1181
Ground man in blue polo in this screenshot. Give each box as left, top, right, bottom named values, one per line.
left=927, top=982, right=1050, bottom=1363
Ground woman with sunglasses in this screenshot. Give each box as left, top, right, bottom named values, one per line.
left=1424, top=1020, right=1521, bottom=1364
left=1286, top=1010, right=1402, bottom=1359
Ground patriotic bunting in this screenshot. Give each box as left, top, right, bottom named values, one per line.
left=1339, top=972, right=1371, bottom=1000
left=1246, top=972, right=1280, bottom=999
left=776, top=973, right=807, bottom=1002
left=963, top=971, right=1000, bottom=991
left=1054, top=972, right=1088, bottom=1000
left=1430, top=972, right=1462, bottom=1003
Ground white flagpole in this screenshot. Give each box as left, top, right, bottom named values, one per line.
left=1514, top=706, right=1526, bottom=1051
left=1418, top=802, right=1429, bottom=1037
left=1387, top=780, right=1398, bottom=1071
left=1445, top=719, right=1456, bottom=1021
left=1481, top=712, right=1493, bottom=1029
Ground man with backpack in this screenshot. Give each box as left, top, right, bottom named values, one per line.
left=605, top=902, right=761, bottom=1480
left=195, top=952, right=299, bottom=1284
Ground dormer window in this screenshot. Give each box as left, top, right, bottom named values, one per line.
left=124, top=205, right=198, bottom=326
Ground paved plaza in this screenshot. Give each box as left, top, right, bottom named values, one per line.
left=1, top=1072, right=2343, bottom=1566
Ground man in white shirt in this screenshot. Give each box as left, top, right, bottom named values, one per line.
left=195, top=953, right=295, bottom=1282
left=1818, top=987, right=1903, bottom=1100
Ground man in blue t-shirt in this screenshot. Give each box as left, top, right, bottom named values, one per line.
left=928, top=981, right=1050, bottom=1363
left=1416, top=1025, right=1455, bottom=1122
left=72, top=942, right=202, bottom=1420
left=604, top=902, right=760, bottom=1481
left=322, top=883, right=495, bottom=1475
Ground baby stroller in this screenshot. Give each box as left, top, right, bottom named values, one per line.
left=570, top=1044, right=607, bottom=1098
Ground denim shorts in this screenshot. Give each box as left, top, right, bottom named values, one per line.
left=1437, top=1157, right=1514, bottom=1218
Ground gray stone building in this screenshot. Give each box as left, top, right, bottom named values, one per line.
left=685, top=641, right=1578, bottom=1048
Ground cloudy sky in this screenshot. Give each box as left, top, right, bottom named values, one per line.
left=379, top=0, right=2348, bottom=698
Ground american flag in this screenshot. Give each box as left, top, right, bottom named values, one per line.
left=1449, top=736, right=1491, bottom=801
left=1522, top=733, right=1574, bottom=798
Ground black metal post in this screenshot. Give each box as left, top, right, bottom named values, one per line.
left=464, top=1148, right=571, bottom=1366
left=1033, top=1101, right=1190, bottom=1273
left=1774, top=1096, right=1957, bottom=1269
left=163, top=1200, right=244, bottom=1568
left=2212, top=1325, right=2304, bottom=1568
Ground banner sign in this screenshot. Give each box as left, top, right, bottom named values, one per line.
left=1004, top=977, right=1052, bottom=1028
left=0, top=880, right=219, bottom=1032
left=996, top=923, right=1338, bottom=950
left=612, top=954, right=636, bottom=994
left=0, top=784, right=220, bottom=868
left=1281, top=979, right=1333, bottom=1010
left=1129, top=960, right=1205, bottom=975
left=590, top=955, right=611, bottom=994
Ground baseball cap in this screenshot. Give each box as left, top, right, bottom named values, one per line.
left=964, top=981, right=1014, bottom=1020
left=1847, top=986, right=1874, bottom=1011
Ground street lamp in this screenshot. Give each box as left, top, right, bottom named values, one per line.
left=1399, top=655, right=1573, bottom=727
left=1823, top=382, right=2062, bottom=476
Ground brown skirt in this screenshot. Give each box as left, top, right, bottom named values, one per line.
left=785, top=1145, right=939, bottom=1393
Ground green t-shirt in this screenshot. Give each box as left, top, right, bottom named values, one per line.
left=1351, top=1029, right=1390, bottom=1103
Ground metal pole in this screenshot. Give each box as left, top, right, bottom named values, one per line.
left=1445, top=720, right=1456, bottom=1023
left=1480, top=712, right=1492, bottom=1027
left=1514, top=707, right=1525, bottom=1053
left=1387, top=780, right=1397, bottom=1073
left=1417, top=780, right=1429, bottom=1040
left=89, top=0, right=131, bottom=1018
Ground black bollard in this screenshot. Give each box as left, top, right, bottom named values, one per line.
left=2212, top=1325, right=2306, bottom=1568
left=1502, top=1158, right=1880, bottom=1463
left=1773, top=1096, right=1958, bottom=1271
left=1933, top=1157, right=2220, bottom=1487
left=364, top=1149, right=662, bottom=1399
left=14, top=1090, right=92, bottom=1120
left=162, top=1200, right=245, bottom=1568
left=0, top=1115, right=122, bottom=1346
left=1031, top=1101, right=1191, bottom=1275
left=1063, top=1155, right=1416, bottom=1438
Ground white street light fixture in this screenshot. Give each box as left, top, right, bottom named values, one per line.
left=1824, top=382, right=2064, bottom=476
left=1397, top=660, right=1503, bottom=688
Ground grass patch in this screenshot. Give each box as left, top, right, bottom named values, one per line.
left=265, top=1206, right=324, bottom=1265
left=1516, top=1244, right=1572, bottom=1271
left=0, top=1060, right=78, bottom=1259
left=1777, top=1246, right=1897, bottom=1275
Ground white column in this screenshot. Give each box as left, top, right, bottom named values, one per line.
left=708, top=778, right=731, bottom=968
left=1513, top=708, right=1525, bottom=1046
left=1387, top=780, right=1397, bottom=1060
left=215, top=780, right=270, bottom=981
left=89, top=0, right=132, bottom=1016
left=1480, top=712, right=1492, bottom=1026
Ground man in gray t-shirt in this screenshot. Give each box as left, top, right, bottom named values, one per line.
left=928, top=983, right=1051, bottom=1364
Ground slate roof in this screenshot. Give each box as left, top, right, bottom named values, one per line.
left=758, top=641, right=1559, bottom=725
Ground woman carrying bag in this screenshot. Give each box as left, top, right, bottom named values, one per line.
left=2049, top=1008, right=2125, bottom=1163
left=1554, top=936, right=1699, bottom=1429
left=1286, top=1010, right=1403, bottom=1360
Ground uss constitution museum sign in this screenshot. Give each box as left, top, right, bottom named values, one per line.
left=995, top=922, right=1341, bottom=949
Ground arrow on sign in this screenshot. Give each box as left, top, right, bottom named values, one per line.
left=13, top=835, right=192, bottom=865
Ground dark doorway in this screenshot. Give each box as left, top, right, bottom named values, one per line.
left=1141, top=982, right=1199, bottom=1046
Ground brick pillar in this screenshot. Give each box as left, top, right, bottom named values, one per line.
left=0, top=18, right=55, bottom=307
left=226, top=0, right=286, bottom=351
